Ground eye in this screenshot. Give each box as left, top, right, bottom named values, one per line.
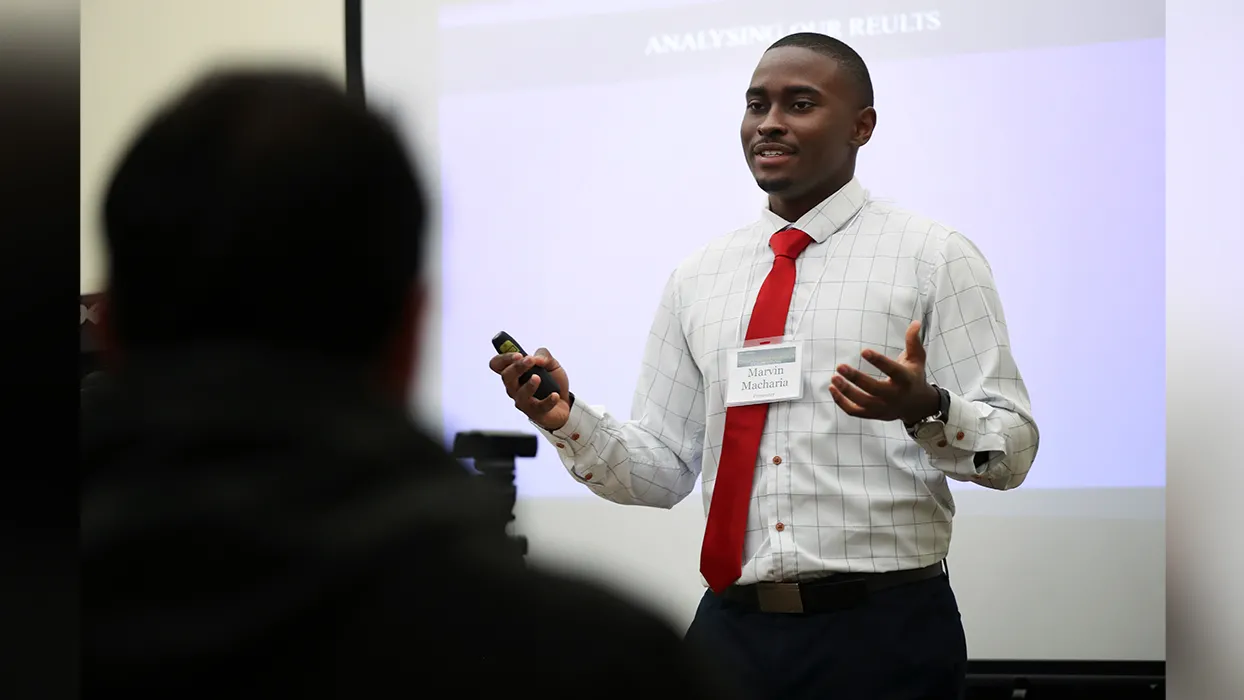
left=792, top=100, right=814, bottom=111
left=746, top=101, right=765, bottom=112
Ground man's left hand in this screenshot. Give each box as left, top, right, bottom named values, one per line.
left=829, top=320, right=940, bottom=425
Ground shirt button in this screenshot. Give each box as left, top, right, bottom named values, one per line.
left=772, top=456, right=782, bottom=465
left=936, top=440, right=948, bottom=448
left=555, top=442, right=566, bottom=449
left=570, top=432, right=581, bottom=441
left=775, top=522, right=786, bottom=532
left=955, top=431, right=965, bottom=441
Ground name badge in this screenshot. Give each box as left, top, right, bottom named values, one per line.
left=725, top=339, right=804, bottom=407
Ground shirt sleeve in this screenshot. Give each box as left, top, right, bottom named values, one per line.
left=911, top=231, right=1040, bottom=490
left=531, top=270, right=705, bottom=508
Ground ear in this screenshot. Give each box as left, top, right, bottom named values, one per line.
left=378, top=282, right=427, bottom=402
left=852, top=106, right=877, bottom=148
left=402, top=281, right=427, bottom=376
left=91, top=292, right=123, bottom=370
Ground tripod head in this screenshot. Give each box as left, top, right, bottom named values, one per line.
left=451, top=430, right=537, bottom=558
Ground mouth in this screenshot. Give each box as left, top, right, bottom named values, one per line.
left=752, top=143, right=795, bottom=167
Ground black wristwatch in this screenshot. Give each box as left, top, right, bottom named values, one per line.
left=931, top=385, right=950, bottom=421
left=905, top=385, right=950, bottom=433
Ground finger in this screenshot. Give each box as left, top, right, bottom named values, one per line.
left=499, top=354, right=531, bottom=386
left=904, top=321, right=925, bottom=362
left=861, top=349, right=912, bottom=384
left=513, top=372, right=541, bottom=407
left=489, top=352, right=523, bottom=374
left=500, top=354, right=535, bottom=394
left=829, top=384, right=873, bottom=418
left=532, top=347, right=560, bottom=372
left=530, top=391, right=561, bottom=415
left=830, top=375, right=886, bottom=413
left=835, top=363, right=892, bottom=397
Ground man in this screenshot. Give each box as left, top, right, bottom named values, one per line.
left=490, top=33, right=1039, bottom=698
left=81, top=69, right=729, bottom=697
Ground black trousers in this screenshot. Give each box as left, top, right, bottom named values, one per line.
left=683, top=572, right=967, bottom=700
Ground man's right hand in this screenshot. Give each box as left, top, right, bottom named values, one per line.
left=488, top=348, right=572, bottom=432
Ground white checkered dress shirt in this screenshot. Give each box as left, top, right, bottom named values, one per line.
left=536, top=177, right=1039, bottom=585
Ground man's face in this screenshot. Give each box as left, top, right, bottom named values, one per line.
left=740, top=46, right=874, bottom=204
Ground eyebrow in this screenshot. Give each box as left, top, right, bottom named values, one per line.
left=745, top=84, right=824, bottom=99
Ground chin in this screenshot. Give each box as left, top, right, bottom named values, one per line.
left=755, top=176, right=793, bottom=193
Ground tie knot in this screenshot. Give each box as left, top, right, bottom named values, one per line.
left=770, top=227, right=813, bottom=259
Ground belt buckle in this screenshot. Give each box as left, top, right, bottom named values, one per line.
left=755, top=582, right=804, bottom=614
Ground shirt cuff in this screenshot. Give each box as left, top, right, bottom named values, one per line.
left=530, top=400, right=603, bottom=483
left=910, top=390, right=1008, bottom=479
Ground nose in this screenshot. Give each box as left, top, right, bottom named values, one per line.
left=757, top=110, right=788, bottom=137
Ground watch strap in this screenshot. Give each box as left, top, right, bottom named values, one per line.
left=931, top=384, right=950, bottom=422
left=905, top=385, right=949, bottom=435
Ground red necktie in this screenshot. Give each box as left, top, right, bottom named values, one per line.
left=700, top=227, right=814, bottom=593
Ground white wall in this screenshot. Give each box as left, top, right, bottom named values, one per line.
left=79, top=0, right=345, bottom=294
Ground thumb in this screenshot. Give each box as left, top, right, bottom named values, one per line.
left=533, top=347, right=558, bottom=368
left=905, top=320, right=925, bottom=360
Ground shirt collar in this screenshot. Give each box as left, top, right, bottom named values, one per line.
left=758, top=177, right=869, bottom=244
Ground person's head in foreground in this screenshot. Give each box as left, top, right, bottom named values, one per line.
left=742, top=32, right=877, bottom=221
left=98, top=68, right=428, bottom=398
left=84, top=72, right=740, bottom=699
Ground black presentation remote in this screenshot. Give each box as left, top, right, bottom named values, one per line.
left=492, top=331, right=562, bottom=401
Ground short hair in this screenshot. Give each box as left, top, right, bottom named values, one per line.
left=103, top=69, right=426, bottom=361
left=767, top=33, right=874, bottom=108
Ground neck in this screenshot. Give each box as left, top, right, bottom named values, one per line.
left=768, top=168, right=854, bottom=223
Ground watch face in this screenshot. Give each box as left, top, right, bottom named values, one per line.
left=915, top=421, right=944, bottom=441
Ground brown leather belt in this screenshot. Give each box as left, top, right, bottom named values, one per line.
left=719, top=561, right=946, bottom=614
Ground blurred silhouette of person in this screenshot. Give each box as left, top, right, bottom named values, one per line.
left=81, top=69, right=729, bottom=698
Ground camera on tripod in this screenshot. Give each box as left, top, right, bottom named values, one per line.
left=451, top=430, right=537, bottom=559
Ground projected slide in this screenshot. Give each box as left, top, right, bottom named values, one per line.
left=381, top=0, right=1165, bottom=499
left=431, top=0, right=1164, bottom=499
